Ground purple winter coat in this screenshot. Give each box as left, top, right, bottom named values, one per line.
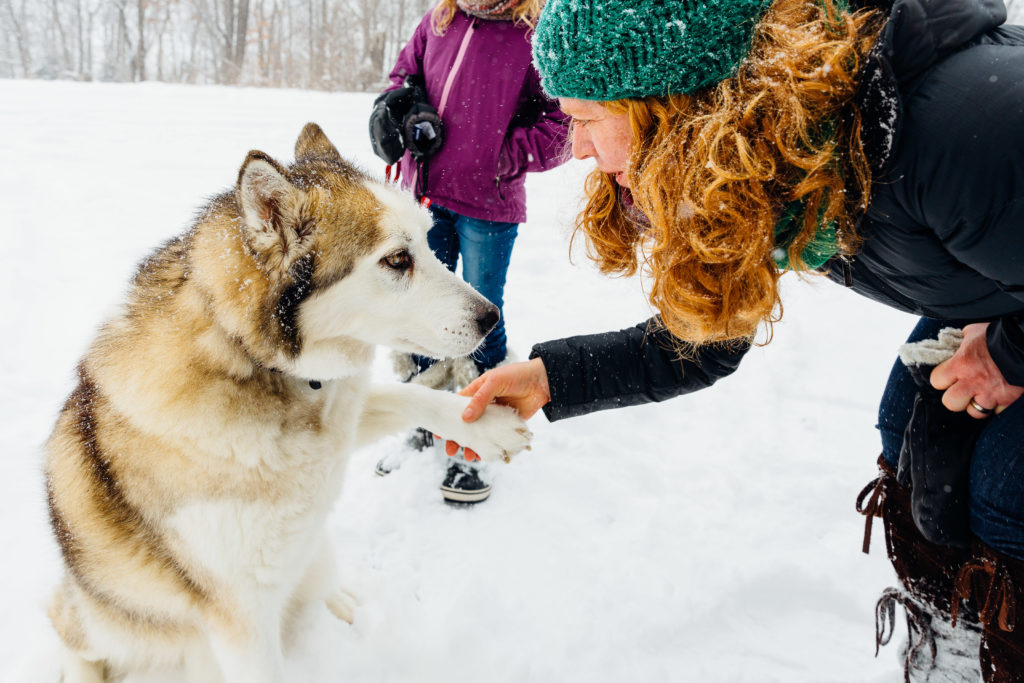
left=388, top=10, right=569, bottom=223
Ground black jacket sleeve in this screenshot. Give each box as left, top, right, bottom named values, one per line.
left=529, top=317, right=750, bottom=422
left=988, top=315, right=1024, bottom=386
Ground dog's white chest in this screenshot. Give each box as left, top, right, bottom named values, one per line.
left=166, top=496, right=328, bottom=587
left=163, top=380, right=365, bottom=587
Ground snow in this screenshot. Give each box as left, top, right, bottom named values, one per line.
left=0, top=78, right=916, bottom=682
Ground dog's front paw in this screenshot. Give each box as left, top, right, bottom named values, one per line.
left=325, top=587, right=358, bottom=624
left=456, top=404, right=532, bottom=464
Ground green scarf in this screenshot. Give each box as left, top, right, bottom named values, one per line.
left=771, top=200, right=839, bottom=271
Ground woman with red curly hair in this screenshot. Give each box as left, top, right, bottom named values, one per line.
left=456, top=0, right=1024, bottom=677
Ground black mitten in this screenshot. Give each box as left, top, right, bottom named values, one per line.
left=368, top=75, right=444, bottom=164
left=897, top=328, right=987, bottom=548
left=368, top=85, right=418, bottom=165
left=402, top=101, right=444, bottom=159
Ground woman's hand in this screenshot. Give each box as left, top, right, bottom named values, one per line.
left=930, top=322, right=1024, bottom=418
left=441, top=357, right=552, bottom=459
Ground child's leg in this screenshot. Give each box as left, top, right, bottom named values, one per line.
left=453, top=214, right=518, bottom=372
left=426, top=204, right=460, bottom=271
left=410, top=205, right=462, bottom=375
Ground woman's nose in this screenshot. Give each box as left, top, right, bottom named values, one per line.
left=571, top=128, right=595, bottom=160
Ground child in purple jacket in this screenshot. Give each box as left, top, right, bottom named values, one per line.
left=370, top=0, right=569, bottom=503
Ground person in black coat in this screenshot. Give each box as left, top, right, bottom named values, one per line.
left=452, top=0, right=1024, bottom=677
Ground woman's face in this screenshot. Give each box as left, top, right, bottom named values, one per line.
left=560, top=98, right=633, bottom=188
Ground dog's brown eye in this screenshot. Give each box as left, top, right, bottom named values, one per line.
left=381, top=249, right=412, bottom=271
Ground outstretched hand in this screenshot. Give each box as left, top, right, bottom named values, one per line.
left=930, top=322, right=1023, bottom=419
left=440, top=357, right=552, bottom=459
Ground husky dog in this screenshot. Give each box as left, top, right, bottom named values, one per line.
left=45, top=123, right=531, bottom=683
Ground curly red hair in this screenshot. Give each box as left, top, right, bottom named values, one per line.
left=574, top=0, right=885, bottom=346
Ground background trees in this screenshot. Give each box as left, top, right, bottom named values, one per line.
left=1, top=0, right=1022, bottom=92
left=0, top=0, right=435, bottom=91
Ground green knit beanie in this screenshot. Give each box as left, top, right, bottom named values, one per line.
left=532, top=0, right=773, bottom=100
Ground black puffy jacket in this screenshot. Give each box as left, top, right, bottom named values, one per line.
left=532, top=0, right=1024, bottom=422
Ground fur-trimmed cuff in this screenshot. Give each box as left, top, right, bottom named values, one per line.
left=897, top=327, right=963, bottom=368
left=390, top=351, right=480, bottom=391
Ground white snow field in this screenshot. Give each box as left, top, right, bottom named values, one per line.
left=0, top=79, right=918, bottom=682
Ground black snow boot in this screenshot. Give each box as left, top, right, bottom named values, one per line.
left=440, top=461, right=491, bottom=504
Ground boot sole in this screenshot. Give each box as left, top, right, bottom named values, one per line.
left=440, top=484, right=492, bottom=504
left=375, top=460, right=398, bottom=476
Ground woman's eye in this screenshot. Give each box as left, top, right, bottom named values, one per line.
left=381, top=249, right=412, bottom=270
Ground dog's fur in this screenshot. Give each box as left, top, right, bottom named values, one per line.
left=45, top=124, right=530, bottom=683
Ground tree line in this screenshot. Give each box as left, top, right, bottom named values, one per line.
left=3, top=0, right=1023, bottom=92
left=0, top=0, right=434, bottom=91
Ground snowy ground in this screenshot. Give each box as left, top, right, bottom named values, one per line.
left=0, top=79, right=918, bottom=682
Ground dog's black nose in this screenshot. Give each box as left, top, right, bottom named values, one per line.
left=476, top=304, right=499, bottom=336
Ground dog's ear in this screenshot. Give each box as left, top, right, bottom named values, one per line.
left=295, top=122, right=342, bottom=163
left=236, top=151, right=313, bottom=272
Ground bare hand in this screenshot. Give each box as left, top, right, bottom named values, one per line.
left=439, top=357, right=551, bottom=458
left=930, top=322, right=1023, bottom=419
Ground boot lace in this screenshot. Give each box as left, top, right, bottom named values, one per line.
left=875, top=587, right=937, bottom=683
left=953, top=555, right=1016, bottom=633
left=857, top=473, right=889, bottom=556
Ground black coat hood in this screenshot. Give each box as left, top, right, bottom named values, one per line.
left=857, top=0, right=1008, bottom=174
left=883, top=0, right=1006, bottom=83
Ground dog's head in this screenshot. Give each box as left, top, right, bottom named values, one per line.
left=208, top=123, right=498, bottom=380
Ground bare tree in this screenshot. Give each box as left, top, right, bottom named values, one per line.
left=134, top=0, right=146, bottom=79
left=230, top=0, right=250, bottom=81
left=49, top=0, right=73, bottom=75
left=2, top=0, right=33, bottom=77
left=1, top=0, right=439, bottom=91
left=6, top=0, right=1024, bottom=95
left=201, top=0, right=251, bottom=83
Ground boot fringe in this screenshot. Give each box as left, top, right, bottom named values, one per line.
left=954, top=552, right=1016, bottom=633
left=860, top=457, right=983, bottom=682
left=875, top=586, right=983, bottom=683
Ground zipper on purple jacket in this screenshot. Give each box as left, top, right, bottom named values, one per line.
left=411, top=18, right=476, bottom=196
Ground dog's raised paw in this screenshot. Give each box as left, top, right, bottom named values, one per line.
left=325, top=587, right=359, bottom=624
left=458, top=404, right=532, bottom=464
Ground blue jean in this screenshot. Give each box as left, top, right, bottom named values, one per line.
left=414, top=204, right=518, bottom=374
left=878, top=317, right=1024, bottom=560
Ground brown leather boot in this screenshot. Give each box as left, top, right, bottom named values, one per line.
left=858, top=456, right=983, bottom=681
left=953, top=541, right=1024, bottom=682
